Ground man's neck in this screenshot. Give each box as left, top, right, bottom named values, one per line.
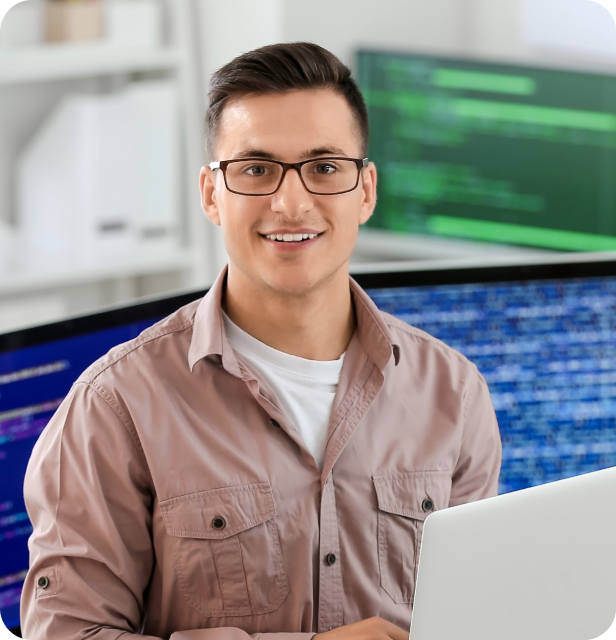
left=223, top=265, right=355, bottom=361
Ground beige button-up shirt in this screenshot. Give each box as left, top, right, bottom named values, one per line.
left=21, top=270, right=502, bottom=640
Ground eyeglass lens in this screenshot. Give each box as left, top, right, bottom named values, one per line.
left=224, top=159, right=360, bottom=195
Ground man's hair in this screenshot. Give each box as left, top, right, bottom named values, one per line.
left=205, top=42, right=369, bottom=159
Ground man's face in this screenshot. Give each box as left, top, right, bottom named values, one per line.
left=200, top=89, right=377, bottom=298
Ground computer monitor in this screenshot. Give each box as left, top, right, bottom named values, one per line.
left=357, top=49, right=616, bottom=252
left=3, top=256, right=616, bottom=632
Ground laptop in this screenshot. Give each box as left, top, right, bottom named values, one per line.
left=410, top=465, right=616, bottom=640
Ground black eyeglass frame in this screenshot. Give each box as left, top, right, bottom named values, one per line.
left=208, top=157, right=369, bottom=196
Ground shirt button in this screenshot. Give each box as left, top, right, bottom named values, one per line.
left=270, top=419, right=281, bottom=428
left=212, top=516, right=226, bottom=530
left=326, top=552, right=336, bottom=566
left=422, top=498, right=434, bottom=512
left=37, top=576, right=50, bottom=589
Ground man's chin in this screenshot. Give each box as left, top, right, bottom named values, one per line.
left=261, top=265, right=345, bottom=299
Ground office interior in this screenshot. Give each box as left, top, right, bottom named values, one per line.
left=1, top=0, right=616, bottom=334
left=4, top=0, right=616, bottom=634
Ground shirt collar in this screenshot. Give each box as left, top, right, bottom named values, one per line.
left=349, top=276, right=398, bottom=371
left=188, top=266, right=243, bottom=376
left=188, top=267, right=397, bottom=374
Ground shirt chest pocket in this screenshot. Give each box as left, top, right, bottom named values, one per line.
left=160, top=482, right=289, bottom=618
left=373, top=471, right=452, bottom=605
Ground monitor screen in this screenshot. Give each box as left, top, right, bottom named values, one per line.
left=2, top=259, right=616, bottom=631
left=357, top=50, right=616, bottom=251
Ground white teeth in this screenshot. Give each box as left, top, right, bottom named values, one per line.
left=264, top=232, right=320, bottom=242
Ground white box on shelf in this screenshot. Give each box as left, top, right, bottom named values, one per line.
left=127, top=80, right=181, bottom=257
left=46, top=0, right=104, bottom=43
left=17, top=79, right=180, bottom=268
left=17, top=91, right=134, bottom=266
left=104, top=0, right=162, bottom=49
left=0, top=0, right=44, bottom=49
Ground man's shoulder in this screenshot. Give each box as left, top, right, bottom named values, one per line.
left=78, top=298, right=202, bottom=384
left=379, top=309, right=477, bottom=373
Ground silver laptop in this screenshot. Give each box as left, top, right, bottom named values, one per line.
left=410, top=465, right=616, bottom=640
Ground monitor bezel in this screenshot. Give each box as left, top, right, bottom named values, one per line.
left=0, top=289, right=208, bottom=354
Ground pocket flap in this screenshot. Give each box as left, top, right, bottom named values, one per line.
left=160, top=482, right=276, bottom=539
left=373, top=471, right=452, bottom=521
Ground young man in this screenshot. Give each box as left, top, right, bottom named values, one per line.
left=21, top=43, right=501, bottom=640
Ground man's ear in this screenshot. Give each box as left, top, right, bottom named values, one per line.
left=359, top=161, right=377, bottom=226
left=200, top=166, right=222, bottom=227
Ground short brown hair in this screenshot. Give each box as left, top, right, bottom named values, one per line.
left=205, top=42, right=369, bottom=159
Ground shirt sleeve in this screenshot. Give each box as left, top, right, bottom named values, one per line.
left=21, top=381, right=162, bottom=639
left=449, top=368, right=502, bottom=506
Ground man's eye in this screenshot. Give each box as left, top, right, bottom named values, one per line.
left=244, top=165, right=269, bottom=177
left=314, top=163, right=337, bottom=174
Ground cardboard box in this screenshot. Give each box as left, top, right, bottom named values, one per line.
left=46, top=0, right=104, bottom=43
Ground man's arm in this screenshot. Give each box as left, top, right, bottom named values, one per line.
left=21, top=382, right=314, bottom=640
left=449, top=368, right=502, bottom=506
left=21, top=381, right=160, bottom=639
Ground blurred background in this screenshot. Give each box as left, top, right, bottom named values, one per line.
left=2, top=0, right=616, bottom=333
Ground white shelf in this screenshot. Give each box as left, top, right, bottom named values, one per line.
left=0, top=250, right=194, bottom=295
left=0, top=43, right=180, bottom=85
left=353, top=228, right=560, bottom=263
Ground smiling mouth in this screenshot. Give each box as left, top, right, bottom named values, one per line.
left=262, top=233, right=321, bottom=243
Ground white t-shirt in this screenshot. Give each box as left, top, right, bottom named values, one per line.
left=222, top=312, right=344, bottom=469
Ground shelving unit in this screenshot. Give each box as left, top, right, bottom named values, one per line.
left=0, top=0, right=214, bottom=333
left=0, top=251, right=194, bottom=296
left=0, top=43, right=180, bottom=84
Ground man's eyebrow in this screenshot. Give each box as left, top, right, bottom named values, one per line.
left=300, top=146, right=348, bottom=160
left=231, top=149, right=278, bottom=161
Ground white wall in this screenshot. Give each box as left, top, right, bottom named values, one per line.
left=283, top=0, right=470, bottom=68
left=520, top=0, right=616, bottom=61
left=198, top=0, right=616, bottom=101
left=284, top=0, right=616, bottom=70
left=198, top=0, right=284, bottom=81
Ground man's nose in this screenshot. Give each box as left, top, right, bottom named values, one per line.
left=271, top=168, right=314, bottom=216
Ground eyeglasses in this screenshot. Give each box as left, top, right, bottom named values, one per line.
left=208, top=157, right=369, bottom=196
